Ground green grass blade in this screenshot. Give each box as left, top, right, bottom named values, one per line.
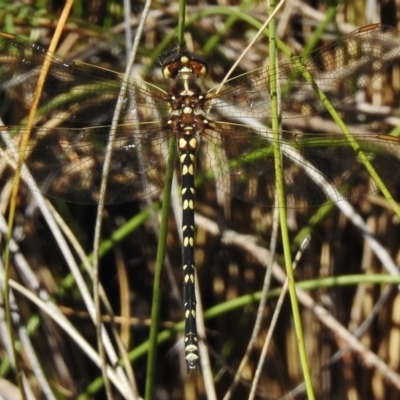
left=268, top=3, right=316, bottom=399
left=144, top=136, right=176, bottom=399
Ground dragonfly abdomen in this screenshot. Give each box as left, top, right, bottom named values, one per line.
left=164, top=51, right=209, bottom=373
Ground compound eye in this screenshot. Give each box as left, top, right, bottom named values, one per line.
left=187, top=53, right=208, bottom=78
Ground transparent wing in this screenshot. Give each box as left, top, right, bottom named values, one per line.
left=1, top=25, right=400, bottom=207
left=0, top=32, right=172, bottom=204
left=196, top=23, right=400, bottom=207
left=0, top=122, right=171, bottom=204
left=198, top=122, right=400, bottom=207
left=0, top=32, right=169, bottom=125
left=209, top=24, right=400, bottom=119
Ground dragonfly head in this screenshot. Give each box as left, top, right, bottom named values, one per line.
left=162, top=52, right=208, bottom=80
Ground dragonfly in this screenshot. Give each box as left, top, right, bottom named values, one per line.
left=1, top=23, right=400, bottom=373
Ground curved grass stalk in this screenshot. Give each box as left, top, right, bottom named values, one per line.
left=268, top=3, right=316, bottom=399
left=145, top=0, right=184, bottom=396
left=2, top=4, right=74, bottom=399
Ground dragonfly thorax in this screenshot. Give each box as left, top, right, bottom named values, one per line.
left=167, top=77, right=209, bottom=134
